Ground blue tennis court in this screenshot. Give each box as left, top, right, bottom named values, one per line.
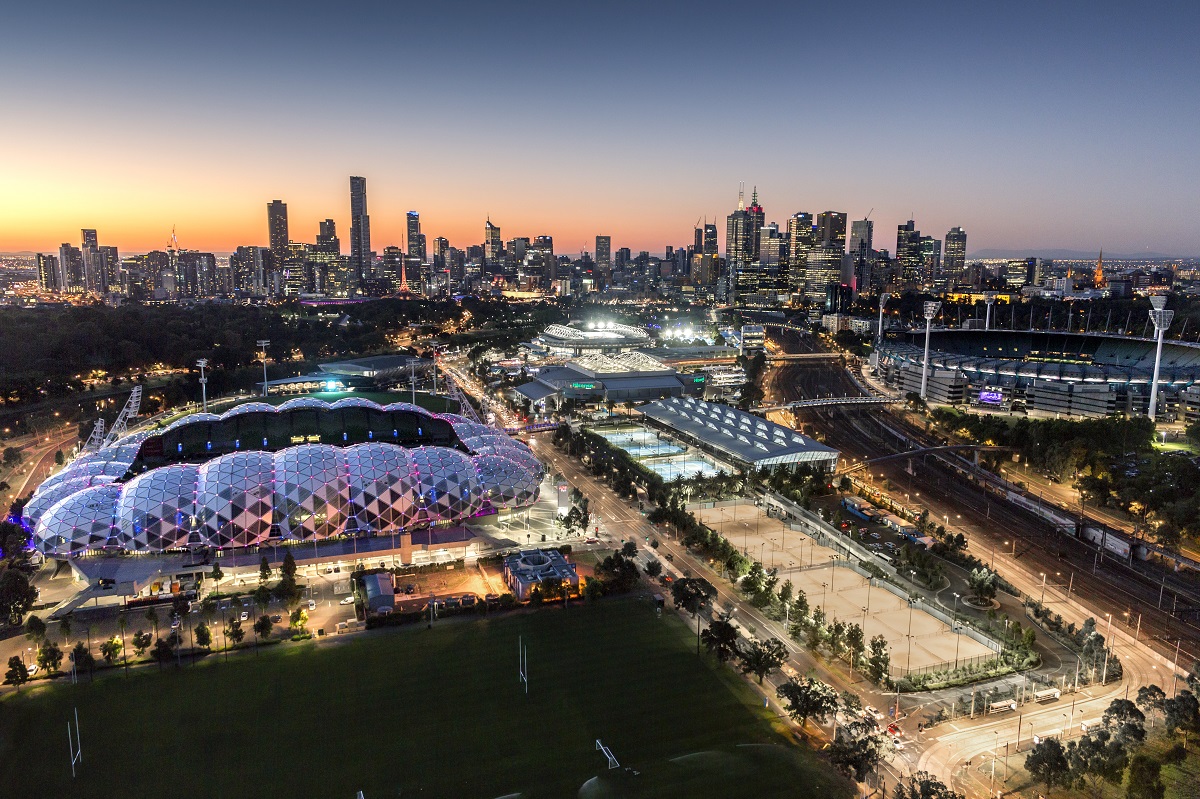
left=646, top=458, right=720, bottom=481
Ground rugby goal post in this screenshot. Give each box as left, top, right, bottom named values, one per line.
left=596, top=739, right=619, bottom=769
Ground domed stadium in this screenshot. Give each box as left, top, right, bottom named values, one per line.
left=876, top=329, right=1200, bottom=418
left=25, top=399, right=543, bottom=557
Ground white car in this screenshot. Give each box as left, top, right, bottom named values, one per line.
left=238, top=611, right=249, bottom=622
left=339, top=596, right=355, bottom=605
left=25, top=663, right=39, bottom=677
left=308, top=599, right=317, bottom=611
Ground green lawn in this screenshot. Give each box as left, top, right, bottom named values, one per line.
left=0, top=600, right=851, bottom=799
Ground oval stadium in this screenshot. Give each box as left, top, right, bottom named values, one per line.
left=24, top=399, right=543, bottom=556
left=875, top=329, right=1200, bottom=418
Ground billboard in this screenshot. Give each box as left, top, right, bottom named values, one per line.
left=979, top=389, right=1003, bottom=405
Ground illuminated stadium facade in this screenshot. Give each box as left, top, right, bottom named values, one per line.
left=533, top=322, right=650, bottom=357
left=877, top=330, right=1200, bottom=418
left=25, top=398, right=543, bottom=557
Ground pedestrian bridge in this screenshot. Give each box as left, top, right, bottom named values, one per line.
left=764, top=352, right=844, bottom=361
left=751, top=396, right=898, bottom=413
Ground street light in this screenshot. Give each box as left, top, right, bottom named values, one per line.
left=1039, top=572, right=1047, bottom=605
left=952, top=592, right=963, bottom=670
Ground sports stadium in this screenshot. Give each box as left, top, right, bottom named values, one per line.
left=876, top=329, right=1200, bottom=418
left=531, top=321, right=650, bottom=357
left=24, top=397, right=543, bottom=556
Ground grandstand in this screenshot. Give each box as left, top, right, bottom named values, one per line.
left=876, top=330, right=1200, bottom=418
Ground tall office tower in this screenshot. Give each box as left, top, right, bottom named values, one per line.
left=531, top=235, right=555, bottom=283
left=786, top=213, right=814, bottom=294
left=36, top=254, right=61, bottom=291
left=746, top=189, right=765, bottom=260
left=267, top=200, right=289, bottom=268
left=919, top=236, right=942, bottom=280
left=433, top=237, right=449, bottom=270
left=944, top=227, right=967, bottom=276
left=406, top=212, right=424, bottom=260
left=849, top=219, right=874, bottom=255
left=349, top=177, right=371, bottom=288
left=595, top=236, right=611, bottom=269
left=97, top=245, right=120, bottom=294
left=702, top=224, right=718, bottom=255
left=896, top=220, right=923, bottom=281
left=816, top=211, right=848, bottom=251
left=58, top=243, right=84, bottom=293
left=81, top=229, right=98, bottom=250
left=78, top=229, right=100, bottom=292
left=803, top=245, right=844, bottom=304
left=316, top=219, right=340, bottom=254
left=381, top=246, right=405, bottom=288
left=725, top=187, right=753, bottom=274
left=484, top=218, right=502, bottom=270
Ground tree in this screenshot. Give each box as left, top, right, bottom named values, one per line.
left=583, top=577, right=603, bottom=602
left=967, top=567, right=997, bottom=603
left=289, top=608, right=308, bottom=632
left=132, top=630, right=152, bottom=656
left=194, top=623, right=212, bottom=648
left=54, top=450, right=64, bottom=466
left=1068, top=730, right=1129, bottom=799
left=847, top=623, right=866, bottom=669
left=739, top=637, right=788, bottom=684
left=253, top=585, right=272, bottom=616
left=621, top=540, right=638, bottom=558
left=830, top=718, right=890, bottom=781
left=210, top=563, right=223, bottom=589
left=225, top=617, right=245, bottom=645
left=893, top=771, right=964, bottom=799
left=259, top=555, right=271, bottom=583
left=144, top=606, right=160, bottom=638
left=24, top=614, right=46, bottom=647
left=644, top=560, right=663, bottom=578
left=1136, top=684, right=1166, bottom=723
left=99, top=637, right=122, bottom=664
left=254, top=615, right=273, bottom=641
left=37, top=640, right=63, bottom=673
left=828, top=620, right=848, bottom=661
left=282, top=550, right=297, bottom=579
left=700, top=619, right=741, bottom=664
left=671, top=577, right=716, bottom=617
left=0, top=569, right=38, bottom=626
left=777, top=676, right=840, bottom=732
left=152, top=638, right=174, bottom=668
left=59, top=613, right=71, bottom=641
left=1125, top=753, right=1165, bottom=799
left=70, top=641, right=94, bottom=679
left=1102, top=698, right=1146, bottom=746
left=5, top=656, right=29, bottom=690
left=1163, top=690, right=1200, bottom=738
left=3, top=446, right=23, bottom=467
left=866, top=635, right=891, bottom=684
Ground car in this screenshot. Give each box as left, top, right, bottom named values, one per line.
left=238, top=611, right=249, bottom=622
left=662, top=575, right=673, bottom=584
left=865, top=706, right=884, bottom=720
left=485, top=593, right=500, bottom=603
left=307, top=599, right=317, bottom=611
left=461, top=594, right=477, bottom=607
left=270, top=614, right=283, bottom=623
left=444, top=596, right=461, bottom=608
left=892, top=737, right=904, bottom=750
left=585, top=537, right=600, bottom=544
left=870, top=532, right=881, bottom=539
left=170, top=617, right=181, bottom=629
left=665, top=553, right=674, bottom=561
left=858, top=527, right=868, bottom=534
left=887, top=723, right=902, bottom=736
left=404, top=584, right=416, bottom=595
left=339, top=596, right=355, bottom=605
left=26, top=663, right=39, bottom=677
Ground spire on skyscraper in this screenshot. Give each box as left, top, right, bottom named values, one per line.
left=737, top=183, right=745, bottom=210
left=1094, top=249, right=1105, bottom=287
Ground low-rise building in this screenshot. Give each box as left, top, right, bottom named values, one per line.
left=503, top=549, right=579, bottom=600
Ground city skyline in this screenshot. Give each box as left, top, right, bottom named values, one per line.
left=3, top=1, right=1199, bottom=256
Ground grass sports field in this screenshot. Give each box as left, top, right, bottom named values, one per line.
left=0, top=599, right=851, bottom=798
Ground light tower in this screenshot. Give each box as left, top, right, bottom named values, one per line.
left=920, top=301, right=942, bottom=400
left=196, top=359, right=209, bottom=413
left=984, top=292, right=998, bottom=331
left=876, top=292, right=891, bottom=345
left=257, top=340, right=271, bottom=398
left=1147, top=296, right=1174, bottom=422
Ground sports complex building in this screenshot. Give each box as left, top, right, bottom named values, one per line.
left=514, top=352, right=705, bottom=411
left=877, top=329, right=1200, bottom=418
left=24, top=397, right=543, bottom=557
left=531, top=322, right=651, bottom=357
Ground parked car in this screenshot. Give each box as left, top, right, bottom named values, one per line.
left=238, top=611, right=249, bottom=622
left=339, top=596, right=355, bottom=606
left=270, top=614, right=283, bottom=624
left=461, top=594, right=477, bottom=607
left=26, top=663, right=39, bottom=677
left=444, top=596, right=461, bottom=609
left=485, top=593, right=501, bottom=603
left=404, top=584, right=416, bottom=595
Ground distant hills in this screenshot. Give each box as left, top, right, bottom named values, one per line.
left=970, top=248, right=1185, bottom=261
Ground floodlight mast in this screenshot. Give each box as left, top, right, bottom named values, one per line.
left=1148, top=295, right=1173, bottom=422
left=920, top=301, right=942, bottom=400
left=257, top=340, right=270, bottom=398
left=876, top=292, right=891, bottom=346
left=196, top=359, right=208, bottom=413
left=984, top=292, right=998, bottom=331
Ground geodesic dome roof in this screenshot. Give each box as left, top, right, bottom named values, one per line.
left=330, top=397, right=383, bottom=410
left=34, top=483, right=121, bottom=556
left=345, top=443, right=416, bottom=533
left=473, top=453, right=540, bottom=508
left=382, top=402, right=430, bottom=415
left=25, top=476, right=114, bottom=528
left=277, top=397, right=331, bottom=412
left=165, top=412, right=222, bottom=432
left=221, top=402, right=276, bottom=419
left=273, top=444, right=348, bottom=540
left=409, top=446, right=483, bottom=524
left=197, top=451, right=275, bottom=548
left=116, top=464, right=200, bottom=551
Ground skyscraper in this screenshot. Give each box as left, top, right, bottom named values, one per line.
left=816, top=212, right=848, bottom=251
left=349, top=176, right=371, bottom=288
left=849, top=219, right=874, bottom=255
left=595, top=236, right=611, bottom=269
left=37, top=253, right=60, bottom=292
left=787, top=213, right=814, bottom=294
left=746, top=189, right=764, bottom=261
left=58, top=243, right=84, bottom=293
left=484, top=219, right=502, bottom=270
left=703, top=224, right=718, bottom=254
left=726, top=187, right=753, bottom=267
left=531, top=235, right=555, bottom=283
left=406, top=212, right=424, bottom=260
left=944, top=227, right=967, bottom=276
left=316, top=219, right=340, bottom=254
left=896, top=220, right=923, bottom=282
left=267, top=200, right=289, bottom=267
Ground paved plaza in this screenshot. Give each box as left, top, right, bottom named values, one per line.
left=696, top=501, right=994, bottom=673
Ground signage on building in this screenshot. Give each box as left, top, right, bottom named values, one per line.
left=979, top=389, right=1003, bottom=405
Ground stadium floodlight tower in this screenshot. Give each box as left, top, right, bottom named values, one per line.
left=256, top=340, right=270, bottom=398
left=1147, top=295, right=1174, bottom=422
left=920, top=301, right=942, bottom=400
left=984, top=292, right=998, bottom=330
left=196, top=359, right=208, bottom=413
left=876, top=292, right=891, bottom=345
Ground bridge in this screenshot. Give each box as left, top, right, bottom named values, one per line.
left=764, top=352, right=843, bottom=362
left=760, top=322, right=811, bottom=335
left=835, top=444, right=1019, bottom=475
left=751, top=396, right=899, bottom=413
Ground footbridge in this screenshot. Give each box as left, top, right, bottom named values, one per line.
left=751, top=396, right=899, bottom=413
